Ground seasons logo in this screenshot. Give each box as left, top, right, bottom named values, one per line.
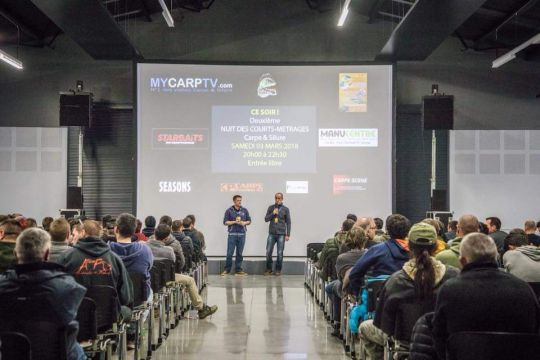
left=152, top=128, right=209, bottom=149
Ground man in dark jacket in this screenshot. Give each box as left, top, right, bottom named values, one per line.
left=0, top=218, right=23, bottom=272
left=141, top=215, right=156, bottom=238
left=172, top=219, right=193, bottom=271
left=186, top=214, right=206, bottom=251
left=348, top=214, right=411, bottom=295
left=485, top=216, right=508, bottom=253
left=56, top=220, right=133, bottom=319
left=264, top=192, right=292, bottom=276
left=0, top=228, right=86, bottom=360
left=316, top=219, right=354, bottom=281
left=183, top=217, right=205, bottom=264
left=432, top=232, right=540, bottom=359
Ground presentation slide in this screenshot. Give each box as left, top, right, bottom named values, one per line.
left=137, top=64, right=393, bottom=256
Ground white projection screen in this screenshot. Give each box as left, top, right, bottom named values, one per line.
left=137, top=63, right=393, bottom=256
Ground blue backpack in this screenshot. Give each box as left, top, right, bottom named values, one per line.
left=348, top=275, right=390, bottom=334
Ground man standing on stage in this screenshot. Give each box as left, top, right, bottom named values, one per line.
left=264, top=192, right=291, bottom=276
left=222, top=195, right=251, bottom=276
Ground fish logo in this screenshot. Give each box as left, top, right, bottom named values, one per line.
left=257, top=73, right=277, bottom=98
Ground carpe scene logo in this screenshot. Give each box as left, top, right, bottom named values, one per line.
left=257, top=73, right=277, bottom=98
left=149, top=77, right=233, bottom=93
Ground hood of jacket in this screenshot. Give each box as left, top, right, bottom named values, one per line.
left=73, top=236, right=111, bottom=257
left=402, top=258, right=447, bottom=285
left=449, top=237, right=462, bottom=255
left=386, top=238, right=410, bottom=260
left=109, top=241, right=147, bottom=269
left=3, top=262, right=68, bottom=285
left=516, top=245, right=540, bottom=261
left=162, top=234, right=177, bottom=247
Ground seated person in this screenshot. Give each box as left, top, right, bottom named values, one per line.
left=182, top=217, right=205, bottom=263
left=436, top=214, right=479, bottom=269
left=0, top=228, right=86, bottom=360
left=48, top=217, right=71, bottom=263
left=432, top=232, right=540, bottom=359
left=101, top=215, right=117, bottom=243
left=421, top=218, right=449, bottom=255
left=142, top=216, right=156, bottom=238
left=359, top=223, right=459, bottom=360
left=503, top=228, right=540, bottom=282
left=149, top=224, right=218, bottom=320
left=315, top=218, right=355, bottom=280
left=172, top=219, right=194, bottom=271
left=524, top=220, right=540, bottom=246
left=348, top=214, right=411, bottom=295
left=56, top=220, right=133, bottom=320
left=0, top=217, right=24, bottom=271
left=133, top=219, right=148, bottom=242
left=186, top=214, right=206, bottom=251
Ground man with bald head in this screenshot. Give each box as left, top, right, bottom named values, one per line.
left=436, top=214, right=479, bottom=269
left=355, top=217, right=379, bottom=248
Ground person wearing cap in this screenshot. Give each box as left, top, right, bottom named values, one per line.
left=358, top=222, right=460, bottom=360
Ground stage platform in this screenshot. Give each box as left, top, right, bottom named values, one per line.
left=206, top=257, right=305, bottom=275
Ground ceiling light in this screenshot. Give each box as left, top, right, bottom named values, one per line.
left=158, top=0, right=174, bottom=27
left=492, top=33, right=540, bottom=68
left=337, top=0, right=351, bottom=27
left=0, top=49, right=23, bottom=70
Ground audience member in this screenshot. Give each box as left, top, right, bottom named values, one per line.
left=445, top=220, right=458, bottom=241
left=56, top=220, right=133, bottom=319
left=503, top=228, right=540, bottom=282
left=374, top=217, right=384, bottom=236
left=182, top=217, right=205, bottom=263
left=348, top=214, right=411, bottom=295
left=142, top=216, right=156, bottom=238
left=68, top=218, right=85, bottom=246
left=524, top=220, right=540, bottom=246
left=133, top=219, right=148, bottom=242
left=48, top=218, right=71, bottom=263
left=432, top=233, right=540, bottom=359
left=485, top=216, right=507, bottom=253
left=186, top=214, right=206, bottom=251
left=110, top=213, right=154, bottom=299
left=42, top=216, right=54, bottom=232
left=147, top=224, right=177, bottom=261
left=436, top=214, right=479, bottom=269
left=360, top=223, right=459, bottom=360
left=101, top=215, right=116, bottom=243
left=0, top=218, right=23, bottom=272
left=161, top=224, right=186, bottom=273
left=172, top=219, right=194, bottom=271
left=478, top=221, right=489, bottom=235
left=346, top=213, right=358, bottom=223
left=0, top=228, right=86, bottom=360
left=355, top=217, right=381, bottom=247
left=316, top=219, right=354, bottom=280
left=421, top=218, right=449, bottom=255
left=26, top=218, right=38, bottom=228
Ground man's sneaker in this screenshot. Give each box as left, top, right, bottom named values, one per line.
left=221, top=271, right=230, bottom=276
left=235, top=271, right=248, bottom=276
left=198, top=304, right=218, bottom=319
left=264, top=270, right=273, bottom=276
left=274, top=272, right=281, bottom=276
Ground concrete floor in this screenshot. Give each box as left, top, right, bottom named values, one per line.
left=153, top=275, right=349, bottom=359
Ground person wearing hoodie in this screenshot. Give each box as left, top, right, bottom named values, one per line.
left=183, top=216, right=205, bottom=263
left=315, top=218, right=354, bottom=280
left=0, top=228, right=87, bottom=360
left=503, top=228, right=540, bottom=282
left=186, top=214, right=206, bottom=251
left=348, top=214, right=412, bottom=296
left=421, top=218, right=449, bottom=255
left=110, top=213, right=154, bottom=299
left=436, top=214, right=479, bottom=269
left=524, top=219, right=540, bottom=246
left=359, top=223, right=459, bottom=360
left=0, top=218, right=23, bottom=272
left=142, top=215, right=156, bottom=238
left=172, top=219, right=193, bottom=271
left=48, top=217, right=71, bottom=263
left=56, top=219, right=133, bottom=319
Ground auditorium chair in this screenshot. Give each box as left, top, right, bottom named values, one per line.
left=150, top=261, right=166, bottom=351
left=76, top=296, right=113, bottom=359
left=528, top=282, right=540, bottom=300
left=129, top=272, right=152, bottom=360
left=446, top=331, right=540, bottom=360
left=0, top=331, right=32, bottom=360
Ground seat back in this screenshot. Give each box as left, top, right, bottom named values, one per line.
left=306, top=243, right=325, bottom=261
left=393, top=300, right=435, bottom=341
left=365, top=275, right=390, bottom=312
left=157, top=259, right=175, bottom=283
left=447, top=332, right=540, bottom=360
left=0, top=331, right=31, bottom=360
left=84, top=285, right=120, bottom=333
left=129, top=272, right=147, bottom=307
left=150, top=261, right=164, bottom=293
left=527, top=282, right=540, bottom=300
left=76, top=297, right=97, bottom=342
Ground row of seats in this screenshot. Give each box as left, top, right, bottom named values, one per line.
left=0, top=260, right=208, bottom=360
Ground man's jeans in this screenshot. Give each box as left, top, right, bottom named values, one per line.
left=325, top=280, right=342, bottom=321
left=266, top=234, right=285, bottom=272
left=225, top=233, right=246, bottom=272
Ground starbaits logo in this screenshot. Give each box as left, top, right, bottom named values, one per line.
left=257, top=73, right=277, bottom=98
left=149, top=77, right=233, bottom=93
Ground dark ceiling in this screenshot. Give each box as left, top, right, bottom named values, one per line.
left=0, top=0, right=539, bottom=62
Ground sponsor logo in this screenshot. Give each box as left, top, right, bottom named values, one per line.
left=333, top=175, right=368, bottom=195
left=220, top=183, right=264, bottom=192
left=286, top=181, right=309, bottom=194
left=339, top=73, right=367, bottom=112
left=149, top=77, right=233, bottom=93
left=76, top=258, right=112, bottom=275
left=319, top=128, right=378, bottom=147
left=152, top=128, right=209, bottom=149
left=257, top=73, right=277, bottom=98
left=159, top=181, right=192, bottom=193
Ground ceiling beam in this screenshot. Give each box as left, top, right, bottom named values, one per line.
left=376, top=0, right=488, bottom=61
left=0, top=6, right=44, bottom=45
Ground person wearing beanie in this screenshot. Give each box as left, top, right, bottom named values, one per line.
left=359, top=223, right=460, bottom=360
left=142, top=215, right=156, bottom=238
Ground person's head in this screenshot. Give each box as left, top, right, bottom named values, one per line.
left=144, top=215, right=156, bottom=228
left=346, top=213, right=357, bottom=222
left=478, top=222, right=489, bottom=235
left=182, top=217, right=193, bottom=230
left=69, top=218, right=85, bottom=244
left=459, top=232, right=498, bottom=267
left=26, top=218, right=37, bottom=228
left=159, top=215, right=173, bottom=227
left=504, top=228, right=529, bottom=251
left=485, top=217, right=502, bottom=234
left=274, top=192, right=283, bottom=205
left=355, top=217, right=376, bottom=240
left=42, top=216, right=54, bottom=232
left=102, top=215, right=116, bottom=232
left=15, top=228, right=51, bottom=264
left=172, top=220, right=182, bottom=232
left=537, top=221, right=540, bottom=232
left=155, top=224, right=171, bottom=241
left=115, top=213, right=137, bottom=239
left=374, top=218, right=383, bottom=231
left=186, top=214, right=196, bottom=226
left=524, top=220, right=536, bottom=234
left=457, top=215, right=479, bottom=237
left=422, top=218, right=441, bottom=234
left=135, top=219, right=142, bottom=233
left=82, top=220, right=102, bottom=238
left=385, top=214, right=411, bottom=240
left=48, top=218, right=70, bottom=243
left=0, top=219, right=23, bottom=241
left=407, top=222, right=438, bottom=298
left=344, top=227, right=367, bottom=250
left=233, top=195, right=242, bottom=207
left=448, top=220, right=458, bottom=232
left=342, top=219, right=355, bottom=232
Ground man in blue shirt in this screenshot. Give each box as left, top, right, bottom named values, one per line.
left=223, top=195, right=251, bottom=276
left=264, top=192, right=291, bottom=276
